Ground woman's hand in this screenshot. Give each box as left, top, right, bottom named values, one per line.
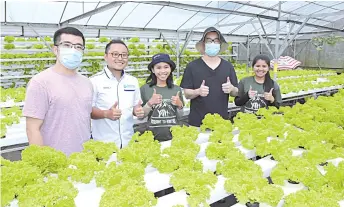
left=264, top=88, right=275, bottom=103
left=171, top=91, right=183, bottom=108
left=148, top=88, right=162, bottom=106
left=248, top=85, right=257, bottom=99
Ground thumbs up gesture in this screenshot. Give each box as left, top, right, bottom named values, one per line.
left=105, top=102, right=122, bottom=120
left=171, top=91, right=182, bottom=108
left=148, top=88, right=162, bottom=107
left=248, top=85, right=257, bottom=99
left=198, top=80, right=209, bottom=97
left=222, top=77, right=234, bottom=94
left=264, top=88, right=275, bottom=102
left=133, top=100, right=144, bottom=118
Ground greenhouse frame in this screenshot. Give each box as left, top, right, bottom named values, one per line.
left=2, top=1, right=344, bottom=72
left=1, top=1, right=344, bottom=207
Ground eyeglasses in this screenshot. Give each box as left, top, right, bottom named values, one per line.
left=57, top=42, right=85, bottom=51
left=205, top=38, right=220, bottom=44
left=109, top=52, right=129, bottom=59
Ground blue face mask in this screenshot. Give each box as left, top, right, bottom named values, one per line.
left=58, top=48, right=83, bottom=70
left=205, top=43, right=220, bottom=57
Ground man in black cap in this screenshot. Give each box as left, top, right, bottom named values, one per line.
left=180, top=27, right=239, bottom=127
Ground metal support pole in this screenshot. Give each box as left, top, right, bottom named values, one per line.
left=278, top=22, right=295, bottom=55
left=106, top=5, right=122, bottom=28
left=251, top=22, right=275, bottom=58
left=176, top=32, right=180, bottom=78
left=295, top=40, right=311, bottom=57
left=180, top=31, right=193, bottom=57
left=4, top=1, right=7, bottom=23
left=246, top=36, right=250, bottom=73
left=274, top=1, right=282, bottom=81
left=278, top=17, right=310, bottom=57
left=293, top=39, right=296, bottom=58
left=258, top=17, right=268, bottom=40
left=60, top=1, right=125, bottom=26
left=28, top=24, right=52, bottom=50
left=160, top=32, right=177, bottom=56
left=59, top=2, right=68, bottom=24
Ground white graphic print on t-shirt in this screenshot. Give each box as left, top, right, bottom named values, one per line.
left=150, top=99, right=177, bottom=127
left=244, top=93, right=267, bottom=113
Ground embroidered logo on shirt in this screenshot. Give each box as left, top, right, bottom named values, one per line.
left=124, top=84, right=135, bottom=91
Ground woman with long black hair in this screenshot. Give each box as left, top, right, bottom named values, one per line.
left=234, top=54, right=282, bottom=113
left=140, top=53, right=184, bottom=141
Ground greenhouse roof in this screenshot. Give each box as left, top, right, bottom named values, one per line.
left=1, top=1, right=344, bottom=41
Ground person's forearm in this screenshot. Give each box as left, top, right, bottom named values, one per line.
left=229, top=87, right=239, bottom=97
left=184, top=89, right=200, bottom=100
left=142, top=103, right=152, bottom=118
left=27, top=129, right=44, bottom=146
left=91, top=107, right=108, bottom=119
left=234, top=92, right=250, bottom=106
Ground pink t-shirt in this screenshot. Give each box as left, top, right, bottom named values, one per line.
left=23, top=67, right=93, bottom=156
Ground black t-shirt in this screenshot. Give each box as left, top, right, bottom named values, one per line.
left=180, top=58, right=238, bottom=127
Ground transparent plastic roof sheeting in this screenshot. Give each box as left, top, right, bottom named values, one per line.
left=1, top=1, right=343, bottom=39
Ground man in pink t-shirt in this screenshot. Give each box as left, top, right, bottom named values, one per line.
left=23, top=27, right=93, bottom=156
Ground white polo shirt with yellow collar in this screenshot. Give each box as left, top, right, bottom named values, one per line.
left=90, top=66, right=141, bottom=148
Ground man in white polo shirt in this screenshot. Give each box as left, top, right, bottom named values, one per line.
left=90, top=39, right=144, bottom=148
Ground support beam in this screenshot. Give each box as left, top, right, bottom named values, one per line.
left=176, top=32, right=180, bottom=78
left=278, top=22, right=295, bottom=56
left=239, top=42, right=247, bottom=51
left=86, top=1, right=101, bottom=25
left=138, top=1, right=343, bottom=32
left=4, top=1, right=7, bottom=23
left=179, top=19, right=272, bottom=32
left=1, top=22, right=250, bottom=42
left=289, top=10, right=344, bottom=19
left=250, top=30, right=339, bottom=37
left=28, top=24, right=52, bottom=50
left=274, top=2, right=282, bottom=81
left=106, top=5, right=122, bottom=27
left=293, top=39, right=296, bottom=58
left=180, top=31, right=193, bottom=57
left=258, top=17, right=268, bottom=40
left=144, top=6, right=164, bottom=28
left=188, top=1, right=230, bottom=31
left=246, top=36, right=250, bottom=73
left=176, top=1, right=218, bottom=31
left=257, top=16, right=274, bottom=44
left=251, top=22, right=274, bottom=58
left=119, top=3, right=140, bottom=26
left=278, top=17, right=310, bottom=57
left=181, top=9, right=344, bottom=32
left=160, top=32, right=177, bottom=56
left=59, top=2, right=68, bottom=24
left=295, top=40, right=311, bottom=57
left=231, top=1, right=334, bottom=24
left=229, top=2, right=282, bottom=35
left=60, top=1, right=125, bottom=26
left=140, top=1, right=277, bottom=20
